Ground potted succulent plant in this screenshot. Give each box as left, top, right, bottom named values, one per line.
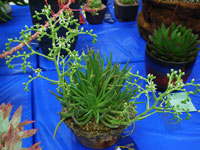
left=145, top=23, right=200, bottom=90
left=114, top=0, right=139, bottom=21
left=85, top=0, right=106, bottom=24
left=137, top=0, right=200, bottom=41
left=0, top=0, right=28, bottom=23
left=0, top=102, right=41, bottom=149
left=1, top=5, right=200, bottom=150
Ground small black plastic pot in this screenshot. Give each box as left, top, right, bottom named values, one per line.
left=114, top=0, right=139, bottom=22
left=85, top=4, right=106, bottom=25
left=29, top=0, right=80, bottom=55
left=0, top=3, right=12, bottom=23
left=145, top=44, right=197, bottom=91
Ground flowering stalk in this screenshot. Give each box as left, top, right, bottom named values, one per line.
left=0, top=0, right=95, bottom=59
left=2, top=1, right=200, bottom=140
left=170, top=0, right=180, bottom=25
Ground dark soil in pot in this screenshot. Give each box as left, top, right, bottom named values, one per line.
left=65, top=118, right=126, bottom=149
left=114, top=0, right=139, bottom=22
left=62, top=107, right=135, bottom=149
left=29, top=0, right=80, bottom=55
left=85, top=4, right=106, bottom=25
left=0, top=3, right=12, bottom=23
left=145, top=45, right=197, bottom=91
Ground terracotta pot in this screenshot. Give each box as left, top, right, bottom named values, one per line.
left=85, top=4, right=106, bottom=24
left=65, top=119, right=126, bottom=149
left=145, top=44, right=197, bottom=91
left=29, top=0, right=80, bottom=55
left=137, top=0, right=200, bottom=41
left=114, top=0, right=139, bottom=22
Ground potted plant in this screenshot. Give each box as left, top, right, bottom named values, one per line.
left=137, top=0, right=200, bottom=41
left=0, top=0, right=28, bottom=23
left=145, top=23, right=200, bottom=90
left=85, top=0, right=106, bottom=24
left=114, top=0, right=139, bottom=21
left=1, top=5, right=200, bottom=149
left=0, top=102, right=41, bottom=149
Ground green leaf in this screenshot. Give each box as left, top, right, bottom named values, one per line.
left=10, top=106, right=22, bottom=129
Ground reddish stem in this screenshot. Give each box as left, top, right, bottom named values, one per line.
left=170, top=0, right=180, bottom=25
left=0, top=0, right=94, bottom=59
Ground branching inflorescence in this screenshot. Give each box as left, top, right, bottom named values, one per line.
left=126, top=69, right=200, bottom=122
left=0, top=0, right=95, bottom=59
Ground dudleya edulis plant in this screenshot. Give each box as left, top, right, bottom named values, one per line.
left=1, top=3, right=200, bottom=141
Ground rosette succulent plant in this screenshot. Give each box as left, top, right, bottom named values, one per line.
left=85, top=0, right=106, bottom=24
left=148, top=23, right=200, bottom=62
left=52, top=50, right=137, bottom=130
left=0, top=103, right=41, bottom=150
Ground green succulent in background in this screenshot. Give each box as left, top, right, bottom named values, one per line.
left=88, top=0, right=102, bottom=8
left=120, top=0, right=138, bottom=4
left=148, top=23, right=200, bottom=62
left=0, top=103, right=41, bottom=150
left=0, top=0, right=28, bottom=22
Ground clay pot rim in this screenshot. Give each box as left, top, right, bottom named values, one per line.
left=149, top=0, right=200, bottom=8
left=146, top=43, right=198, bottom=66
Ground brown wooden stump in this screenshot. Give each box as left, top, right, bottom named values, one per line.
left=137, top=0, right=200, bottom=41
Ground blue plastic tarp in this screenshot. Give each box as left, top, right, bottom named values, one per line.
left=0, top=6, right=37, bottom=75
